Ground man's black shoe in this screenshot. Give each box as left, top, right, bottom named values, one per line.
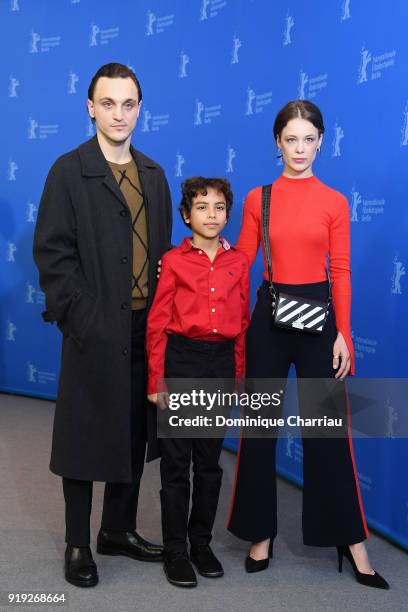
left=163, top=551, right=197, bottom=587
left=64, top=545, right=98, bottom=588
left=96, top=529, right=163, bottom=562
left=190, top=544, right=224, bottom=578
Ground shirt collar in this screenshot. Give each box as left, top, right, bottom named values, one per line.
left=179, top=236, right=232, bottom=253
left=78, top=135, right=159, bottom=177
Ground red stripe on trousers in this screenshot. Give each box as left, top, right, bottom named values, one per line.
left=345, top=383, right=370, bottom=539
left=226, top=426, right=244, bottom=528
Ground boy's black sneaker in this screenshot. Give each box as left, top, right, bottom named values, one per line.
left=190, top=544, right=224, bottom=578
left=164, top=550, right=197, bottom=587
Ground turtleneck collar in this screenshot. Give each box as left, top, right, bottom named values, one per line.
left=277, top=174, right=319, bottom=185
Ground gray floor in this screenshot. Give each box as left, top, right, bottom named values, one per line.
left=0, top=393, right=406, bottom=612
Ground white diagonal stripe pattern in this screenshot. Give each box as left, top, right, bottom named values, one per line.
left=293, top=305, right=323, bottom=324
left=279, top=303, right=310, bottom=322
left=276, top=299, right=299, bottom=315
left=304, top=313, right=326, bottom=328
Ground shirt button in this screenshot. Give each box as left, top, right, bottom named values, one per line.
left=211, top=308, right=216, bottom=313
left=121, top=256, right=128, bottom=264
left=122, top=347, right=128, bottom=356
left=213, top=328, right=218, bottom=333
left=198, top=250, right=203, bottom=255
left=121, top=302, right=128, bottom=309
left=210, top=287, right=215, bottom=292
left=210, top=267, right=214, bottom=271
left=120, top=210, right=128, bottom=217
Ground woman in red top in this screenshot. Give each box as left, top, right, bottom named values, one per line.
left=227, top=100, right=389, bottom=589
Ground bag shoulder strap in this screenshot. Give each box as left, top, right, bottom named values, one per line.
left=261, top=184, right=273, bottom=286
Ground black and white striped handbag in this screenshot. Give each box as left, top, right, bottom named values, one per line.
left=261, top=184, right=331, bottom=334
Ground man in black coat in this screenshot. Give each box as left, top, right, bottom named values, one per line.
left=33, top=63, right=172, bottom=587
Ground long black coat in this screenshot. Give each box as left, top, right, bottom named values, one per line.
left=33, top=136, right=172, bottom=482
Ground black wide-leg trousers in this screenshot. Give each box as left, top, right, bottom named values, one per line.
left=227, top=281, right=369, bottom=547
left=63, top=309, right=148, bottom=546
left=160, top=334, right=235, bottom=554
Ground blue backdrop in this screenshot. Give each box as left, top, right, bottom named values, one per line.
left=1, top=0, right=407, bottom=549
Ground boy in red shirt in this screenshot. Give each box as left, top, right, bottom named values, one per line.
left=147, top=177, right=249, bottom=587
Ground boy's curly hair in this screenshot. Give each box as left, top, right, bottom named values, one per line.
left=179, top=177, right=233, bottom=227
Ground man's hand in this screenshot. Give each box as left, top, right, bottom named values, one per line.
left=333, top=332, right=351, bottom=380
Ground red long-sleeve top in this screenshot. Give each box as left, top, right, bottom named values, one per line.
left=146, top=237, right=250, bottom=394
left=237, top=175, right=355, bottom=374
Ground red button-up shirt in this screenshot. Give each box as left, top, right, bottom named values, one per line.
left=146, top=237, right=250, bottom=394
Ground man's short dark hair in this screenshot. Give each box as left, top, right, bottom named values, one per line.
left=179, top=177, right=233, bottom=227
left=88, top=62, right=143, bottom=102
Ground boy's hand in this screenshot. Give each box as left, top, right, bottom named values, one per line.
left=148, top=391, right=169, bottom=410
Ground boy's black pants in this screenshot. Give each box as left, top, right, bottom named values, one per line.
left=160, top=334, right=235, bottom=554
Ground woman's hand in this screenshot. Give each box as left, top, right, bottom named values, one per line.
left=147, top=392, right=169, bottom=410
left=332, top=332, right=350, bottom=380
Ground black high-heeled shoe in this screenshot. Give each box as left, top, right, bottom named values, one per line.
left=336, top=545, right=389, bottom=589
left=245, top=540, right=273, bottom=573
